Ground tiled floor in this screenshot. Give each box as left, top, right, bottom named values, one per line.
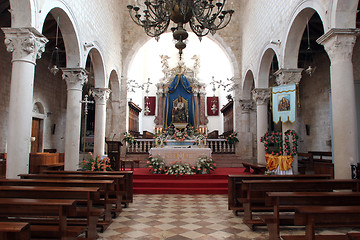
left=98, top=194, right=359, bottom=240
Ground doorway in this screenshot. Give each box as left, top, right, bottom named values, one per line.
left=31, top=118, right=42, bottom=153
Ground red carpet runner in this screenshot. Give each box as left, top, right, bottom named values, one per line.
left=132, top=168, right=248, bottom=194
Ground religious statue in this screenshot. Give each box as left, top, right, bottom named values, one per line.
left=172, top=96, right=188, bottom=123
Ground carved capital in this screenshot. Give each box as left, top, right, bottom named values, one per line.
left=62, top=68, right=88, bottom=91
left=2, top=27, right=48, bottom=64
left=317, top=28, right=360, bottom=63
left=274, top=68, right=302, bottom=85
left=240, top=99, right=253, bottom=113
left=92, top=88, right=111, bottom=105
left=252, top=88, right=271, bottom=106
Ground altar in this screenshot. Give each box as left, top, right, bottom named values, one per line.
left=149, top=147, right=212, bottom=165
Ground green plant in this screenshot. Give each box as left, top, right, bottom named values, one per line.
left=226, top=132, right=239, bottom=145
left=166, top=161, right=194, bottom=176
left=194, top=154, right=216, bottom=174
left=81, top=152, right=112, bottom=171
left=146, top=155, right=166, bottom=174
left=123, top=132, right=136, bottom=145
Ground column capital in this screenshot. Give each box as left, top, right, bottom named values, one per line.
left=62, top=68, right=88, bottom=91
left=317, top=28, right=360, bottom=63
left=92, top=88, right=111, bottom=105
left=2, top=27, right=48, bottom=64
left=274, top=68, right=303, bottom=85
left=240, top=99, right=254, bottom=113
left=252, top=88, right=271, bottom=106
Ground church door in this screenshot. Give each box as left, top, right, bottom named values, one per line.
left=31, top=118, right=41, bottom=153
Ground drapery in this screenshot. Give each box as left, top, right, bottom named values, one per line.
left=164, top=75, right=196, bottom=127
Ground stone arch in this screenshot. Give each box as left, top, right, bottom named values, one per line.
left=283, top=2, right=327, bottom=68
left=331, top=0, right=358, bottom=28
left=257, top=47, right=279, bottom=88
left=39, top=2, right=82, bottom=68
left=86, top=47, right=106, bottom=88
left=242, top=69, right=255, bottom=100
left=32, top=101, right=45, bottom=115
left=9, top=0, right=33, bottom=27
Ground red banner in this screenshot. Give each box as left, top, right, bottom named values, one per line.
left=144, top=96, right=156, bottom=116
left=207, top=97, right=219, bottom=116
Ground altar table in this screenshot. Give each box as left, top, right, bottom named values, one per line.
left=149, top=147, right=212, bottom=165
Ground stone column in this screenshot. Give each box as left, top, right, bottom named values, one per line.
left=110, top=100, right=121, bottom=140
left=317, top=28, right=359, bottom=179
left=252, top=88, right=271, bottom=164
left=274, top=68, right=303, bottom=174
left=2, top=28, right=48, bottom=178
left=62, top=68, right=88, bottom=171
left=240, top=99, right=253, bottom=132
left=93, top=88, right=111, bottom=157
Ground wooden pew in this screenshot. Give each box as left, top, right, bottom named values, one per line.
left=0, top=178, right=115, bottom=231
left=0, top=198, right=79, bottom=240
left=43, top=170, right=133, bottom=207
left=242, top=162, right=266, bottom=174
left=348, top=232, right=360, bottom=240
left=18, top=173, right=124, bottom=217
left=0, top=185, right=102, bottom=239
left=281, top=206, right=360, bottom=240
left=0, top=222, right=30, bottom=240
left=265, top=192, right=360, bottom=240
left=228, top=174, right=332, bottom=215
left=240, top=179, right=360, bottom=230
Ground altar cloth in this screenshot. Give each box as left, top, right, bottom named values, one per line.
left=149, top=147, right=212, bottom=165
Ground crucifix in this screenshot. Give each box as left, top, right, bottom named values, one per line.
left=80, top=94, right=94, bottom=152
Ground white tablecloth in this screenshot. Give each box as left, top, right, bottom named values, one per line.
left=149, top=147, right=212, bottom=165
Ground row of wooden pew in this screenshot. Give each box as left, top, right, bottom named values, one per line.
left=0, top=170, right=133, bottom=240
left=228, top=174, right=360, bottom=240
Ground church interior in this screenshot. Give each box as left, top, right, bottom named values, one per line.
left=1, top=0, right=360, bottom=239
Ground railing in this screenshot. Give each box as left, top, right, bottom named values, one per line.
left=125, top=139, right=235, bottom=154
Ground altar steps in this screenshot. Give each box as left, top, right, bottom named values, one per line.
left=132, top=167, right=248, bottom=194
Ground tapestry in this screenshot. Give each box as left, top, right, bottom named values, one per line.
left=144, top=96, right=156, bottom=116
left=207, top=97, right=219, bottom=116
left=272, top=83, right=296, bottom=123
left=164, top=75, right=196, bottom=127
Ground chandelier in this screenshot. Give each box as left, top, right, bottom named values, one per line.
left=127, top=0, right=234, bottom=58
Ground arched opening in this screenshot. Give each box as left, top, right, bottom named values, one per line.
left=127, top=32, right=234, bottom=136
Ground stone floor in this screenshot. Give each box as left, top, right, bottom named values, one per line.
left=98, top=194, right=360, bottom=240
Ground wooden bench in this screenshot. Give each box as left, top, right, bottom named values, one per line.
left=39, top=162, right=64, bottom=173
left=242, top=162, right=266, bottom=174
left=119, top=159, right=140, bottom=171
left=281, top=206, right=360, bottom=240
left=227, top=174, right=332, bottom=215
left=348, top=232, right=360, bottom=240
left=18, top=173, right=124, bottom=218
left=0, top=185, right=102, bottom=239
left=0, top=222, right=30, bottom=240
left=0, top=178, right=115, bottom=231
left=0, top=198, right=81, bottom=240
left=240, top=179, right=360, bottom=230
left=265, top=191, right=360, bottom=240
left=43, top=170, right=134, bottom=207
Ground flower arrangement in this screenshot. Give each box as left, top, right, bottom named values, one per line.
left=123, top=132, right=136, bottom=145
left=194, top=154, right=216, bottom=174
left=166, top=161, right=194, bottom=176
left=174, top=129, right=188, bottom=141
left=81, top=152, right=112, bottom=171
left=260, top=130, right=299, bottom=156
left=146, top=155, right=166, bottom=174
left=226, top=132, right=239, bottom=145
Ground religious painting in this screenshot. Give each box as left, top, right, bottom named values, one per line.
left=144, top=96, right=156, bottom=116
left=207, top=97, right=219, bottom=116
left=272, top=83, right=296, bottom=123
left=172, top=96, right=188, bottom=123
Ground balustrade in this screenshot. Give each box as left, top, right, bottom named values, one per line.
left=125, top=139, right=235, bottom=154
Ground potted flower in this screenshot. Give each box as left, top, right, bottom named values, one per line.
left=194, top=154, right=216, bottom=174
left=80, top=152, right=112, bottom=171
left=146, top=155, right=165, bottom=174
left=166, top=161, right=194, bottom=176
left=123, top=132, right=136, bottom=145
left=226, top=132, right=239, bottom=145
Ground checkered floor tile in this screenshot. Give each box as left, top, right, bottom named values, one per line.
left=98, top=194, right=360, bottom=240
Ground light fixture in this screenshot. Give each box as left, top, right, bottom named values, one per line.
left=304, top=17, right=316, bottom=76
left=48, top=16, right=60, bottom=76
left=127, top=0, right=234, bottom=58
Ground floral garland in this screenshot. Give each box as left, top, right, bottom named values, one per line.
left=81, top=152, right=112, bottom=171
left=260, top=131, right=283, bottom=155
left=260, top=130, right=299, bottom=156
left=283, top=130, right=299, bottom=156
